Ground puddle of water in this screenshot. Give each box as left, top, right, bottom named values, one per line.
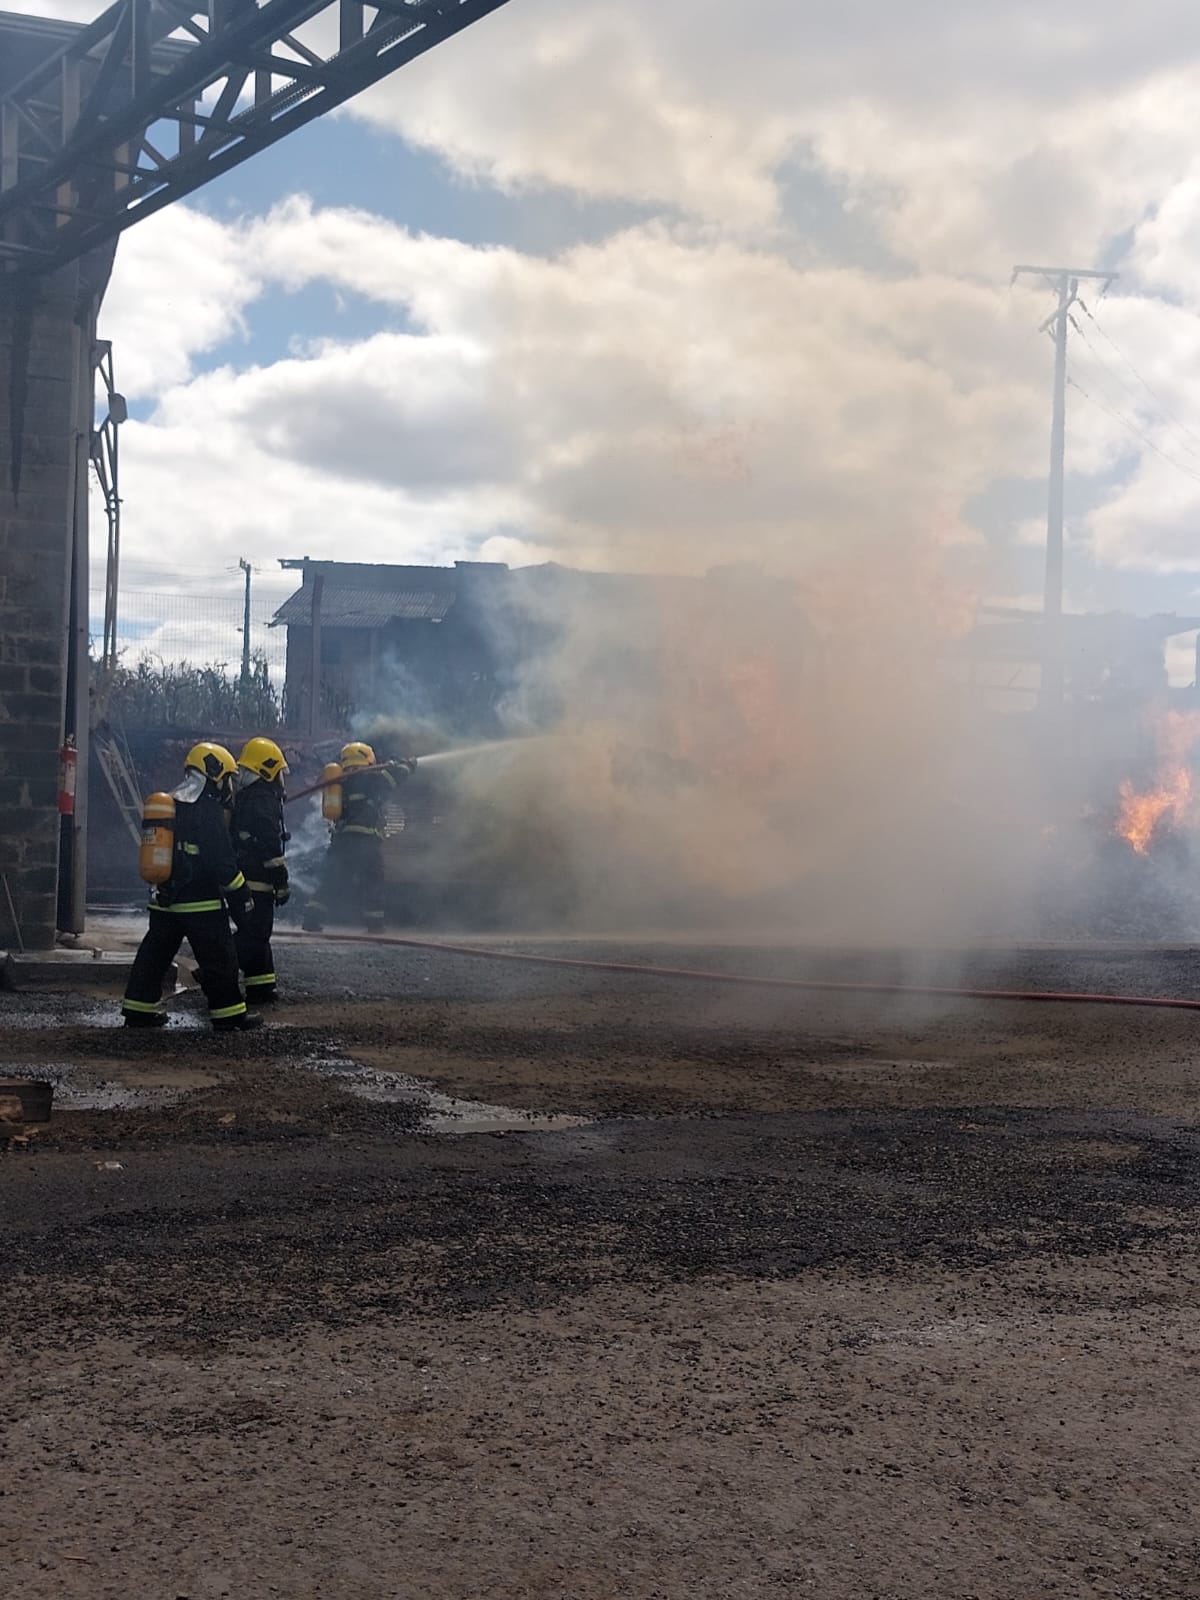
left=0, top=1042, right=592, bottom=1131
left=58, top=1082, right=182, bottom=1111
left=0, top=1002, right=204, bottom=1031
left=0, top=1062, right=189, bottom=1112
left=303, top=1056, right=591, bottom=1134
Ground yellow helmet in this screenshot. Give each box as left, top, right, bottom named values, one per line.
left=340, top=742, right=376, bottom=769
left=184, top=742, right=237, bottom=783
left=238, top=736, right=289, bottom=780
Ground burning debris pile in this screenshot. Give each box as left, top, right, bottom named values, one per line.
left=340, top=558, right=1071, bottom=942
left=1116, top=710, right=1200, bottom=859
left=251, top=549, right=1200, bottom=943
left=1034, top=709, right=1200, bottom=943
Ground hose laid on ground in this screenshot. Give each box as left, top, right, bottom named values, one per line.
left=273, top=929, right=1200, bottom=1012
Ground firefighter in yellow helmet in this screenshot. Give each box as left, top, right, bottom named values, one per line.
left=302, top=742, right=416, bottom=934
left=232, top=737, right=290, bottom=1004
left=122, top=743, right=262, bottom=1031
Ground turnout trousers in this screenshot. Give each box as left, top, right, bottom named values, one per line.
left=123, top=907, right=247, bottom=1027
left=302, top=829, right=386, bottom=934
left=235, top=890, right=278, bottom=1001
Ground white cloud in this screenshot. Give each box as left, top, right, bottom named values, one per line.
left=117, top=379, right=524, bottom=576
left=356, top=0, right=1200, bottom=271
left=100, top=200, right=1052, bottom=590
left=1087, top=458, right=1200, bottom=574
left=356, top=7, right=793, bottom=229
left=97, top=206, right=260, bottom=397
left=3, top=0, right=99, bottom=18
left=28, top=0, right=1199, bottom=601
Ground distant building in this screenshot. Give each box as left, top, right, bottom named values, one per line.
left=271, top=558, right=1200, bottom=765
left=271, top=557, right=810, bottom=741
left=951, top=608, right=1200, bottom=711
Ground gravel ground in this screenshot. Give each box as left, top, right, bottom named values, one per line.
left=4, top=932, right=1200, bottom=1598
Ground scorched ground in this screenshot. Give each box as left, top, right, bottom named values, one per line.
left=4, top=933, right=1200, bottom=1599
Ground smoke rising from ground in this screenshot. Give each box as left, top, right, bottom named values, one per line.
left=352, top=534, right=1056, bottom=943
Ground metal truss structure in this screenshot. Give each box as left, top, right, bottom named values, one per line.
left=0, top=0, right=511, bottom=272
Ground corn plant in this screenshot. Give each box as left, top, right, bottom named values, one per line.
left=99, top=653, right=282, bottom=731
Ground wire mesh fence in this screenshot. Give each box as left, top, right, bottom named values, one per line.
left=88, top=561, right=294, bottom=683
left=87, top=560, right=298, bottom=731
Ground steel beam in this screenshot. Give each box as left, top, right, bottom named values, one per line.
left=0, top=0, right=512, bottom=272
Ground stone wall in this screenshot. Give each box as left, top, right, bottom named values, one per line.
left=0, top=266, right=86, bottom=948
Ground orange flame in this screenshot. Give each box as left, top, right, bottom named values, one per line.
left=1116, top=710, right=1200, bottom=854
left=1117, top=769, right=1191, bottom=855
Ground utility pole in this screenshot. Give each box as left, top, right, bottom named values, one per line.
left=1012, top=265, right=1117, bottom=710
left=239, top=558, right=252, bottom=686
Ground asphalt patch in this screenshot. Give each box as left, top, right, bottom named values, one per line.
left=5, top=1106, right=1199, bottom=1352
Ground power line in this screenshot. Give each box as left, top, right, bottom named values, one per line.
left=1066, top=374, right=1200, bottom=489
left=100, top=559, right=245, bottom=575
left=1076, top=297, right=1200, bottom=464
left=1064, top=338, right=1189, bottom=457
left=1067, top=316, right=1200, bottom=470
left=104, top=561, right=292, bottom=582
left=112, top=587, right=273, bottom=601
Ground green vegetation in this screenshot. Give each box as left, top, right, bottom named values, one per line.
left=99, top=653, right=282, bottom=731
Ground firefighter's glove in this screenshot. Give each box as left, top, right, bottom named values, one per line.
left=274, top=883, right=291, bottom=908
left=388, top=758, right=418, bottom=777
left=229, top=892, right=255, bottom=930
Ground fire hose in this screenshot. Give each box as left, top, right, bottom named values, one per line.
left=279, top=762, right=1200, bottom=1011
left=273, top=929, right=1200, bottom=1012
left=285, top=762, right=407, bottom=804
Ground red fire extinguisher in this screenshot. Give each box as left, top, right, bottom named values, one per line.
left=58, top=737, right=77, bottom=817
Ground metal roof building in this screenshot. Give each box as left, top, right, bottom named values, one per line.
left=270, top=556, right=804, bottom=737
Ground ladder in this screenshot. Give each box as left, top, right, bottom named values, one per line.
left=93, top=726, right=143, bottom=849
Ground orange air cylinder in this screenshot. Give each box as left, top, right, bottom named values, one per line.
left=139, top=792, right=176, bottom=885
left=321, top=763, right=344, bottom=822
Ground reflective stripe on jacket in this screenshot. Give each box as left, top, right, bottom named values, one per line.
left=233, top=777, right=288, bottom=885
left=336, top=766, right=396, bottom=838
left=152, top=787, right=244, bottom=910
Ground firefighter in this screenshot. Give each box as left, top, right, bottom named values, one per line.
left=302, top=742, right=415, bottom=934
left=232, top=736, right=290, bottom=1004
left=122, top=743, right=262, bottom=1032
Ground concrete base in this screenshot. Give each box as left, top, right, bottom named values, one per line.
left=2, top=946, right=175, bottom=990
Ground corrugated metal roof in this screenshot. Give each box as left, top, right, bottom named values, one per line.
left=271, top=587, right=454, bottom=629
left=281, top=562, right=462, bottom=588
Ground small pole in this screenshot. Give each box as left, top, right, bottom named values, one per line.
left=309, top=574, right=324, bottom=739
left=239, top=557, right=252, bottom=685
left=2, top=873, right=25, bottom=954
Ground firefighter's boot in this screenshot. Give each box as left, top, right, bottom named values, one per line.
left=123, top=1010, right=169, bottom=1030
left=212, top=1012, right=265, bottom=1033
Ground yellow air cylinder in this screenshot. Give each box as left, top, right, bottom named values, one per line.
left=321, top=763, right=344, bottom=822
left=139, top=792, right=176, bottom=885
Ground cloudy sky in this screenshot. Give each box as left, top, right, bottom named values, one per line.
left=21, top=0, right=1200, bottom=675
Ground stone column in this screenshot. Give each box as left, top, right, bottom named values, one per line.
left=0, top=265, right=89, bottom=949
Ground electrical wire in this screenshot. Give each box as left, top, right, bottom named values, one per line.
left=106, top=561, right=246, bottom=578
left=1078, top=297, right=1200, bottom=464
left=1070, top=318, right=1200, bottom=470
left=1066, top=373, right=1200, bottom=490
